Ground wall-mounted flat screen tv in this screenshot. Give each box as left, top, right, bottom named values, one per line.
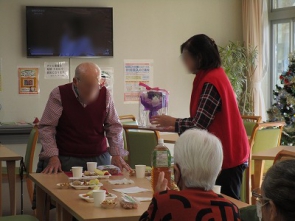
left=26, top=6, right=113, bottom=57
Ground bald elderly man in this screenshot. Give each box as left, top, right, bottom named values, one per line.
left=37, top=62, right=131, bottom=174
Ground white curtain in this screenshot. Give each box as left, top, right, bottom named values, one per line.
left=242, top=0, right=269, bottom=120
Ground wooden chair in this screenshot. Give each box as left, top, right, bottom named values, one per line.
left=119, top=115, right=136, bottom=121
left=119, top=115, right=137, bottom=125
left=274, top=149, right=295, bottom=164
left=240, top=116, right=261, bottom=204
left=123, top=125, right=160, bottom=168
left=2, top=126, right=38, bottom=212
left=250, top=121, right=285, bottom=204
left=119, top=115, right=138, bottom=162
left=242, top=115, right=262, bottom=148
left=252, top=121, right=285, bottom=172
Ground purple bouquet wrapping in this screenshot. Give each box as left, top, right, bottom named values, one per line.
left=139, top=82, right=169, bottom=126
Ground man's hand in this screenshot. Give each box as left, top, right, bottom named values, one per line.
left=150, top=115, right=176, bottom=127
left=155, top=171, right=169, bottom=193
left=111, top=156, right=132, bottom=172
left=41, top=155, right=63, bottom=174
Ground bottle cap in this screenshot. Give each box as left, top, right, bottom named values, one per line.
left=158, top=139, right=164, bottom=145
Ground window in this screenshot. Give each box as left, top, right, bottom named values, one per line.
left=272, top=0, right=295, bottom=9
left=270, top=0, right=295, bottom=96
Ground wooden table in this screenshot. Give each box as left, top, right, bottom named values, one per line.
left=0, top=145, right=22, bottom=216
left=160, top=133, right=178, bottom=144
left=252, top=145, right=295, bottom=189
left=30, top=173, right=249, bottom=221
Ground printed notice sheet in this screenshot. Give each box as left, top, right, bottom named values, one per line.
left=44, top=61, right=69, bottom=79
left=124, top=59, right=153, bottom=104
left=18, top=67, right=39, bottom=94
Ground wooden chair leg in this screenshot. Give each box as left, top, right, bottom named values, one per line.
left=6, top=160, right=17, bottom=215
left=26, top=177, right=34, bottom=204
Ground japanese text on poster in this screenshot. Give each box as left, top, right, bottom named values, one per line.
left=18, top=67, right=39, bottom=94
left=124, top=60, right=153, bottom=104
left=44, top=61, right=69, bottom=79
left=101, top=67, right=114, bottom=97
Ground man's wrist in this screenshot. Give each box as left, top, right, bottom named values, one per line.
left=49, top=155, right=59, bottom=160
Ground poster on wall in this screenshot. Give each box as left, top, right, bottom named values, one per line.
left=100, top=67, right=114, bottom=97
left=123, top=59, right=153, bottom=104
left=44, top=61, right=69, bottom=79
left=18, top=67, right=39, bottom=94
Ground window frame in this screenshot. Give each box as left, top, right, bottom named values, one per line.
left=269, top=0, right=295, bottom=103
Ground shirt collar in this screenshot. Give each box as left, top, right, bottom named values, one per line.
left=71, top=83, right=101, bottom=107
left=72, top=83, right=79, bottom=98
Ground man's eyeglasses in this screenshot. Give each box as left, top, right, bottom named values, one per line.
left=252, top=188, right=271, bottom=204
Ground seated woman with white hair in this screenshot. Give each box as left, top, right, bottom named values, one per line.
left=140, top=129, right=241, bottom=221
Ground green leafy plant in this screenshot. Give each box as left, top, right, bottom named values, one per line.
left=218, top=41, right=258, bottom=115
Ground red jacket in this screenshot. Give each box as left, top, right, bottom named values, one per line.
left=190, top=68, right=249, bottom=169
left=56, top=83, right=107, bottom=157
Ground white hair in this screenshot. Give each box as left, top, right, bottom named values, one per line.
left=174, top=129, right=223, bottom=191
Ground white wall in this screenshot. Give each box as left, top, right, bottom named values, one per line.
left=0, top=0, right=243, bottom=122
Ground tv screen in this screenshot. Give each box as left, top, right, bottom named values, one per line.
left=26, top=6, right=113, bottom=57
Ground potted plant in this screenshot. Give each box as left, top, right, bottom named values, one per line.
left=218, top=41, right=258, bottom=115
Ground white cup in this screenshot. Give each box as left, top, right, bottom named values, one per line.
left=135, top=165, right=146, bottom=178
left=212, top=185, right=221, bottom=194
left=71, top=166, right=83, bottom=178
left=87, top=162, right=97, bottom=172
left=93, top=190, right=106, bottom=207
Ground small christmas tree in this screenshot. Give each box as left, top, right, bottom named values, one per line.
left=268, top=52, right=295, bottom=145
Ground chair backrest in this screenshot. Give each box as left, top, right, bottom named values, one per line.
left=252, top=122, right=285, bottom=173
left=243, top=121, right=258, bottom=136
left=120, top=115, right=138, bottom=161
left=253, top=122, right=285, bottom=152
left=240, top=116, right=261, bottom=203
left=24, top=126, right=39, bottom=173
left=119, top=115, right=138, bottom=125
left=123, top=125, right=159, bottom=168
left=274, top=150, right=295, bottom=164
left=242, top=116, right=261, bottom=148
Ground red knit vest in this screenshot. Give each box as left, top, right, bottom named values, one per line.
left=56, top=83, right=107, bottom=157
left=190, top=68, right=249, bottom=169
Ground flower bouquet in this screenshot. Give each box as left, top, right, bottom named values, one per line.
left=138, top=82, right=169, bottom=127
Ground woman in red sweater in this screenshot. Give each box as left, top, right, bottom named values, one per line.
left=140, top=129, right=241, bottom=221
left=151, top=34, right=249, bottom=199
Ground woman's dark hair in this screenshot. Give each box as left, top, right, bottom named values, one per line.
left=181, top=34, right=221, bottom=72
left=262, top=160, right=295, bottom=221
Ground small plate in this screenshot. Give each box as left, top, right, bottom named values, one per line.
left=79, top=193, right=117, bottom=203
left=70, top=182, right=103, bottom=190
left=56, top=183, right=70, bottom=189
left=101, top=200, right=117, bottom=209
left=82, top=173, right=111, bottom=179
left=79, top=194, right=94, bottom=203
